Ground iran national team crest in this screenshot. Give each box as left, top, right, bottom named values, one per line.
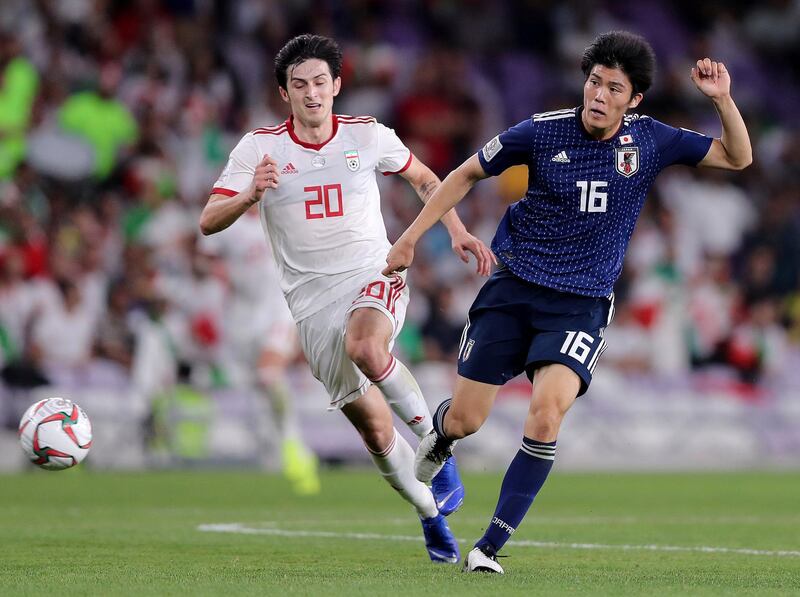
left=345, top=149, right=360, bottom=171
left=615, top=146, right=639, bottom=177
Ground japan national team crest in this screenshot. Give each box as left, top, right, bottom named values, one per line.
left=345, top=149, right=360, bottom=171
left=615, top=146, right=639, bottom=177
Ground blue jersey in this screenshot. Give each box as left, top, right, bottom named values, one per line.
left=477, top=107, right=713, bottom=297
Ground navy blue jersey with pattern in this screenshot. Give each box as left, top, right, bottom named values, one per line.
left=477, top=107, right=712, bottom=297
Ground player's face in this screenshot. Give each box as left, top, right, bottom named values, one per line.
left=582, top=65, right=642, bottom=139
left=280, top=59, right=341, bottom=128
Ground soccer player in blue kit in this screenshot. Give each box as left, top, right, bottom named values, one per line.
left=383, top=31, right=752, bottom=574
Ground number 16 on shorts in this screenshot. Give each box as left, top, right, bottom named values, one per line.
left=559, top=330, right=606, bottom=374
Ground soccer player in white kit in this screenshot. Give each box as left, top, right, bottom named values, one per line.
left=199, top=34, right=495, bottom=564
left=200, top=209, right=321, bottom=495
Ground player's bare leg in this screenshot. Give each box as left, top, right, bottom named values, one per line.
left=258, top=349, right=320, bottom=495
left=340, top=386, right=395, bottom=453
left=523, top=363, right=579, bottom=441
left=466, top=363, right=579, bottom=573
left=345, top=308, right=433, bottom=437
left=442, top=376, right=501, bottom=439
left=346, top=306, right=465, bottom=515
left=414, top=376, right=500, bottom=482
left=341, top=386, right=460, bottom=563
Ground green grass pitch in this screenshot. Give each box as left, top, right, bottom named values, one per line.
left=0, top=469, right=798, bottom=595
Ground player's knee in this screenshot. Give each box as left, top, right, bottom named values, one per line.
left=345, top=337, right=387, bottom=379
left=358, top=421, right=395, bottom=454
left=528, top=403, right=566, bottom=440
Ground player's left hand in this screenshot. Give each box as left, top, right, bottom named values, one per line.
left=691, top=58, right=731, bottom=100
left=449, top=229, right=497, bottom=277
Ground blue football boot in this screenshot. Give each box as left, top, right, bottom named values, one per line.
left=431, top=455, right=465, bottom=516
left=420, top=513, right=460, bottom=563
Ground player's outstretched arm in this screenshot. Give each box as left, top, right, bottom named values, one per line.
left=399, top=157, right=496, bottom=276
left=383, top=154, right=489, bottom=276
left=691, top=58, right=752, bottom=170
left=199, top=154, right=279, bottom=235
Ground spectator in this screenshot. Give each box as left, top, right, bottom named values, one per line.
left=725, top=296, right=787, bottom=384
left=29, top=278, right=98, bottom=380
left=58, top=62, right=138, bottom=180
left=94, top=279, right=136, bottom=371
left=0, top=31, right=38, bottom=179
left=421, top=285, right=465, bottom=362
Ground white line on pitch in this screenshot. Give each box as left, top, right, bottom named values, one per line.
left=207, top=515, right=800, bottom=527
left=385, top=515, right=797, bottom=526
left=197, top=523, right=800, bottom=558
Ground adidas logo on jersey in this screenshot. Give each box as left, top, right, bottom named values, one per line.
left=551, top=151, right=570, bottom=163
left=281, top=162, right=299, bottom=174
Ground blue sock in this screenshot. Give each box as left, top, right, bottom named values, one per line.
left=475, top=437, right=556, bottom=556
left=432, top=398, right=452, bottom=439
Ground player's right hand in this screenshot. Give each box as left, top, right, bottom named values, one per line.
left=248, top=154, right=279, bottom=203
left=382, top=236, right=415, bottom=276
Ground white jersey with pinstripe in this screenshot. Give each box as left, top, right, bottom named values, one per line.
left=212, top=114, right=412, bottom=321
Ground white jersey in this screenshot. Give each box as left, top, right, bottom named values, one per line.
left=212, top=114, right=412, bottom=321
left=198, top=210, right=282, bottom=302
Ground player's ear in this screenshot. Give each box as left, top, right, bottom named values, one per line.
left=278, top=86, right=290, bottom=103
left=629, top=93, right=643, bottom=109
left=332, top=76, right=341, bottom=97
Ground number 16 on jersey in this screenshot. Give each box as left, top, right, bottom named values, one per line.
left=576, top=180, right=607, bottom=213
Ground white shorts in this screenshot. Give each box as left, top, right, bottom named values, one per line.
left=222, top=294, right=298, bottom=388
left=228, top=294, right=297, bottom=356
left=297, top=273, right=409, bottom=410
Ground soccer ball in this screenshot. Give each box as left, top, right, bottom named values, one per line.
left=18, top=398, right=92, bottom=470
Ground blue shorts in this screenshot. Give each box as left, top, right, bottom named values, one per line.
left=457, top=268, right=614, bottom=396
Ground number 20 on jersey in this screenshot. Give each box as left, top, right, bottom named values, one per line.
left=305, top=184, right=344, bottom=219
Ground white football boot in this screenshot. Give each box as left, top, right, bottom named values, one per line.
left=462, top=547, right=504, bottom=574
left=414, top=430, right=456, bottom=483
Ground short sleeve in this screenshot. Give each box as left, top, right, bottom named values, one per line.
left=651, top=119, right=713, bottom=169
left=211, top=133, right=259, bottom=196
left=477, top=119, right=535, bottom=177
left=376, top=123, right=413, bottom=175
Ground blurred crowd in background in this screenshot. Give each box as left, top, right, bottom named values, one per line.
left=1, top=0, right=799, bottom=424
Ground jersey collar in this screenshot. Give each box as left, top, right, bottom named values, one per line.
left=576, top=106, right=625, bottom=143
left=286, top=114, right=339, bottom=150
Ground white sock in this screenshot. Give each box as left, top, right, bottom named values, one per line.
left=371, top=356, right=434, bottom=439
left=259, top=370, right=299, bottom=441
left=368, top=429, right=438, bottom=519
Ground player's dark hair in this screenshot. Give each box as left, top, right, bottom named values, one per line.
left=581, top=31, right=656, bottom=95
left=274, top=34, right=343, bottom=90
